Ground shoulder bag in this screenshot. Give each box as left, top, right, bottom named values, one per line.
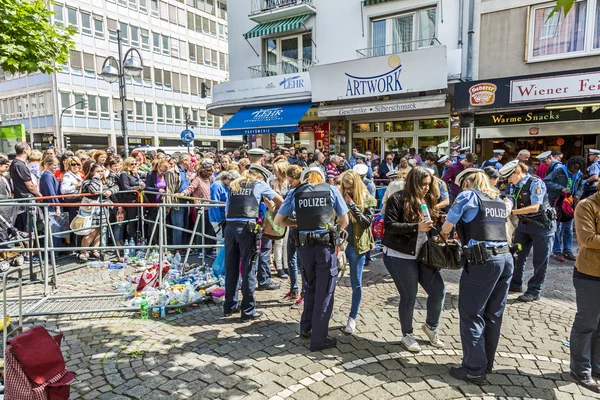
left=418, top=229, right=463, bottom=270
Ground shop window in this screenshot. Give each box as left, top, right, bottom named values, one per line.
left=419, top=135, right=449, bottom=155
left=529, top=1, right=589, bottom=60
left=385, top=137, right=413, bottom=154
left=352, top=123, right=382, bottom=133
left=263, top=32, right=313, bottom=76
left=371, top=7, right=436, bottom=56
left=384, top=121, right=414, bottom=132
left=418, top=118, right=448, bottom=130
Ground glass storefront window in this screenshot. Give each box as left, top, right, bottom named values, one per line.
left=385, top=137, right=413, bottom=154
left=418, top=135, right=449, bottom=155
left=353, top=123, right=381, bottom=133
left=384, top=121, right=414, bottom=132
left=419, top=118, right=449, bottom=129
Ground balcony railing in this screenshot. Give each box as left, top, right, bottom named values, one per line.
left=248, top=59, right=314, bottom=78
left=250, top=0, right=313, bottom=15
left=356, top=38, right=442, bottom=58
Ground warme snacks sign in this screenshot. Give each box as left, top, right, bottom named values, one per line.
left=310, top=46, right=448, bottom=103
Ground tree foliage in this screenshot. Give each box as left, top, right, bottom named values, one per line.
left=0, top=0, right=75, bottom=74
left=548, top=0, right=576, bottom=19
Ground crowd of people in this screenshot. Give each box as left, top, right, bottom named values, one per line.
left=1, top=141, right=600, bottom=390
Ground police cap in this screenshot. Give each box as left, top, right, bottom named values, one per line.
left=354, top=152, right=367, bottom=160
left=438, top=155, right=449, bottom=164
left=535, top=151, right=552, bottom=160
left=386, top=169, right=399, bottom=178
left=300, top=167, right=325, bottom=182
left=493, top=149, right=505, bottom=155
left=249, top=164, right=272, bottom=180
left=590, top=149, right=600, bottom=155
left=499, top=160, right=519, bottom=179
left=459, top=146, right=471, bottom=152
left=248, top=148, right=266, bottom=156
left=353, top=164, right=369, bottom=176
left=455, top=168, right=482, bottom=187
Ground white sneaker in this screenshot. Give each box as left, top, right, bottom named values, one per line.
left=344, top=317, right=356, bottom=334
left=402, top=333, right=421, bottom=353
left=421, top=324, right=445, bottom=348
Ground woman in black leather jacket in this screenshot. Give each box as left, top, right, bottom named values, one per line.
left=382, top=166, right=446, bottom=353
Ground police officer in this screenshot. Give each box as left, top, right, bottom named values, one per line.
left=500, top=160, right=555, bottom=302
left=274, top=167, right=349, bottom=351
left=222, top=164, right=283, bottom=321
left=481, top=149, right=505, bottom=170
left=438, top=155, right=451, bottom=177
left=582, top=149, right=600, bottom=199
left=440, top=168, right=514, bottom=385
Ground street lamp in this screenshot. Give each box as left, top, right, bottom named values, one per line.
left=100, top=29, right=144, bottom=157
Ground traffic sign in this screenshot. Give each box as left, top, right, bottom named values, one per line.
left=180, top=129, right=194, bottom=143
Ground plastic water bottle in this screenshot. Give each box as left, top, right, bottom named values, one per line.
left=140, top=296, right=149, bottom=319
left=129, top=237, right=135, bottom=248
left=421, top=204, right=432, bottom=223
left=174, top=251, right=181, bottom=271
left=158, top=293, right=166, bottom=318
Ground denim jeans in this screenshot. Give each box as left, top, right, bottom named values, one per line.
left=570, top=277, right=600, bottom=379
left=257, top=237, right=273, bottom=287
left=383, top=255, right=446, bottom=335
left=170, top=207, right=188, bottom=247
left=288, top=229, right=304, bottom=294
left=345, top=245, right=366, bottom=320
left=553, top=219, right=574, bottom=255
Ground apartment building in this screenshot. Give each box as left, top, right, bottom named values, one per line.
left=0, top=0, right=242, bottom=152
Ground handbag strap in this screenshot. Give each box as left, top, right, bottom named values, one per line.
left=429, top=226, right=450, bottom=246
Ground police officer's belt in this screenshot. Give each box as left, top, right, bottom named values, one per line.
left=227, top=220, right=257, bottom=228
left=487, top=246, right=510, bottom=255
left=297, top=231, right=333, bottom=247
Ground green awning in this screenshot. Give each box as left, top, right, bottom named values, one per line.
left=363, top=0, right=398, bottom=5
left=244, top=14, right=312, bottom=40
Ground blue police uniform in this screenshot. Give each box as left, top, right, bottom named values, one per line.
left=447, top=190, right=513, bottom=377
left=257, top=202, right=276, bottom=288
left=481, top=158, right=502, bottom=170
left=223, top=180, right=277, bottom=320
left=508, top=174, right=555, bottom=296
left=278, top=182, right=348, bottom=351
left=582, top=161, right=600, bottom=199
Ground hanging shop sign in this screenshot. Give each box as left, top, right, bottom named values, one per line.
left=310, top=46, right=448, bottom=103
left=212, top=72, right=311, bottom=103
left=455, top=67, right=600, bottom=111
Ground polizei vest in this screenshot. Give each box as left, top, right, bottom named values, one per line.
left=294, top=182, right=334, bottom=231
left=458, top=190, right=507, bottom=243
left=227, top=181, right=259, bottom=219
left=514, top=176, right=550, bottom=217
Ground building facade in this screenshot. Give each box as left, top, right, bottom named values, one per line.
left=454, top=0, right=600, bottom=162
left=0, top=0, right=242, bottom=152
left=209, top=0, right=475, bottom=158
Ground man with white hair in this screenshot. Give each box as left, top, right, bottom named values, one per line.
left=326, top=155, right=342, bottom=184
left=310, top=151, right=327, bottom=177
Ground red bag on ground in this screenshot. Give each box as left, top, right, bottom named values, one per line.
left=136, top=263, right=171, bottom=292
left=5, top=326, right=76, bottom=400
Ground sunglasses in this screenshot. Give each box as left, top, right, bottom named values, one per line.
left=131, top=163, right=138, bottom=165
left=72, top=164, right=81, bottom=167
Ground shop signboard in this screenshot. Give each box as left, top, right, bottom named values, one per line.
left=299, top=123, right=329, bottom=152
left=212, top=72, right=311, bottom=103
left=473, top=107, right=600, bottom=127
left=455, top=67, right=600, bottom=111
left=310, top=46, right=448, bottom=103
left=317, top=95, right=446, bottom=117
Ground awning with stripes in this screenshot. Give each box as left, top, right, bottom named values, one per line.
left=363, top=0, right=398, bottom=5
left=244, top=13, right=313, bottom=40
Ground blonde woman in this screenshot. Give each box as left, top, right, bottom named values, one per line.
left=440, top=168, right=512, bottom=384
left=223, top=166, right=283, bottom=320
left=28, top=149, right=43, bottom=179
left=237, top=158, right=250, bottom=173
left=270, top=158, right=291, bottom=281
left=338, top=170, right=378, bottom=334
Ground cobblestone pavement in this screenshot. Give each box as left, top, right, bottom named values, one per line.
left=7, top=251, right=590, bottom=400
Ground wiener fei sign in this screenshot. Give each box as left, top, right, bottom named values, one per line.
left=310, top=46, right=448, bottom=103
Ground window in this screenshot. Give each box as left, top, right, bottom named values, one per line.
left=162, top=35, right=169, bottom=55
left=38, top=94, right=46, bottom=116
left=219, top=52, right=226, bottom=71
left=70, top=50, right=82, bottom=74
left=143, top=66, right=152, bottom=86
left=156, top=103, right=164, bottom=123
left=60, top=92, right=71, bottom=114
left=186, top=0, right=196, bottom=6
left=118, top=0, right=127, bottom=6
left=88, top=95, right=98, bottom=117
left=119, top=22, right=129, bottom=45
left=152, top=32, right=160, bottom=53
left=108, top=18, right=117, bottom=41
left=192, top=109, right=198, bottom=123
left=371, top=7, right=437, bottom=55
left=113, top=98, right=121, bottom=119
left=190, top=76, right=198, bottom=94
left=195, top=15, right=202, bottom=33
left=197, top=45, right=204, bottom=63
left=129, top=0, right=137, bottom=10
left=140, top=0, right=147, bottom=13
left=188, top=12, right=195, bottom=30
left=174, top=106, right=182, bottom=124
left=93, top=16, right=104, bottom=38
left=150, top=0, right=159, bottom=17
left=178, top=8, right=186, bottom=26
left=83, top=53, right=95, bottom=76
left=53, top=4, right=64, bottom=26
left=164, top=70, right=172, bottom=89
left=218, top=23, right=226, bottom=39
left=160, top=1, right=168, bottom=20
left=100, top=96, right=110, bottom=119
left=180, top=40, right=188, bottom=59
left=95, top=55, right=105, bottom=75
left=171, top=38, right=179, bottom=58
left=189, top=43, right=196, bottom=62
left=81, top=11, right=92, bottom=35
left=529, top=1, right=588, bottom=59
left=154, top=67, right=163, bottom=88
left=264, top=33, right=313, bottom=75
left=141, top=29, right=149, bottom=50
left=165, top=105, right=173, bottom=124
left=126, top=100, right=133, bottom=121
left=135, top=101, right=144, bottom=121
left=204, top=47, right=211, bottom=66
left=173, top=72, right=181, bottom=92
left=210, top=20, right=217, bottom=36
left=219, top=1, right=227, bottom=19
left=168, top=4, right=177, bottom=24
left=202, top=17, right=210, bottom=34
left=145, top=102, right=153, bottom=122
left=181, top=74, right=189, bottom=93
left=67, top=8, right=78, bottom=30
left=74, top=93, right=86, bottom=116
left=131, top=26, right=139, bottom=47
left=211, top=49, right=218, bottom=68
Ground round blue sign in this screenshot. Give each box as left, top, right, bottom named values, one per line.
left=180, top=129, right=194, bottom=143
